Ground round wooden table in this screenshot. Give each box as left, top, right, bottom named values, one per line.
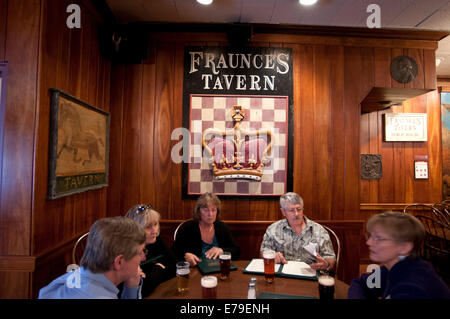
left=147, top=260, right=349, bottom=299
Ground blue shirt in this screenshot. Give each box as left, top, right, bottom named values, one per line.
left=38, top=267, right=142, bottom=299
left=201, top=235, right=219, bottom=259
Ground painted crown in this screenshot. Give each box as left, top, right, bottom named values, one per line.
left=202, top=105, right=273, bottom=181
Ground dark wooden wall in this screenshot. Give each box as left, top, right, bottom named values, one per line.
left=0, top=0, right=41, bottom=298
left=0, top=0, right=111, bottom=298
left=0, top=0, right=444, bottom=297
left=32, top=0, right=111, bottom=297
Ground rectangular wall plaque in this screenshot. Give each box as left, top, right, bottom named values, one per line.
left=384, top=113, right=427, bottom=142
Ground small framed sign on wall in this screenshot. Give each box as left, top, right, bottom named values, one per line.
left=414, top=155, right=429, bottom=180
left=384, top=113, right=427, bottom=142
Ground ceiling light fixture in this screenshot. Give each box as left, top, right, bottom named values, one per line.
left=197, top=0, right=213, bottom=5
left=299, top=0, right=318, bottom=5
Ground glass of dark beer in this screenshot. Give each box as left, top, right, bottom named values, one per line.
left=318, top=274, right=335, bottom=300
left=263, top=250, right=276, bottom=283
left=219, top=251, right=231, bottom=280
left=201, top=276, right=217, bottom=299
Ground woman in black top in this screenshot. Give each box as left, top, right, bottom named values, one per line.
left=172, top=192, right=240, bottom=266
left=125, top=204, right=176, bottom=297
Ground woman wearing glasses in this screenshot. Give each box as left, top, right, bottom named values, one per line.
left=348, top=211, right=449, bottom=299
left=124, top=204, right=177, bottom=297
left=172, top=192, right=240, bottom=266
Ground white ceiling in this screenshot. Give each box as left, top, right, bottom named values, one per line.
left=105, top=0, right=450, bottom=76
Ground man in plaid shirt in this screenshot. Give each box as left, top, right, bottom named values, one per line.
left=260, top=192, right=336, bottom=272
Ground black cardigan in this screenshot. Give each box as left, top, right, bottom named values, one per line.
left=140, top=236, right=177, bottom=297
left=172, top=219, right=240, bottom=261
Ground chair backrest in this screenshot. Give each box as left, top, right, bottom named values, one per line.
left=72, top=232, right=89, bottom=265
left=414, top=214, right=450, bottom=285
left=403, top=203, right=448, bottom=226
left=322, top=225, right=341, bottom=274
left=432, top=202, right=450, bottom=226
left=174, top=220, right=187, bottom=241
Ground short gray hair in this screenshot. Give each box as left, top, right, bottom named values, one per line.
left=80, top=217, right=146, bottom=273
left=280, top=192, right=304, bottom=210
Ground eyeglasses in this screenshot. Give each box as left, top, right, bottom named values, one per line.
left=365, top=233, right=395, bottom=243
left=285, top=207, right=303, bottom=213
left=135, top=204, right=152, bottom=215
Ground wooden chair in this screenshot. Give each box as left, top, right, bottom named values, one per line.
left=403, top=204, right=448, bottom=226
left=415, top=215, right=450, bottom=285
left=322, top=225, right=341, bottom=275
left=72, top=232, right=89, bottom=265
left=173, top=220, right=187, bottom=241
left=432, top=202, right=450, bottom=226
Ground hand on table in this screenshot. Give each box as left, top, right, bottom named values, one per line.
left=205, top=247, right=223, bottom=260
left=275, top=252, right=287, bottom=264
left=184, top=252, right=201, bottom=266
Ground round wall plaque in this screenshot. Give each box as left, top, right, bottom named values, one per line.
left=390, top=55, right=418, bottom=84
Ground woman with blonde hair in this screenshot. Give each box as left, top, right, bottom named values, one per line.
left=348, top=211, right=449, bottom=299
left=125, top=204, right=176, bottom=297
left=172, top=192, right=240, bottom=266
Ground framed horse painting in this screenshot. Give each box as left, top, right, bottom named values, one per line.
left=47, top=89, right=110, bottom=199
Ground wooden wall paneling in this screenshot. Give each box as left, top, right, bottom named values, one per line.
left=360, top=112, right=370, bottom=203
left=378, top=107, right=395, bottom=202
left=401, top=98, right=415, bottom=203
left=108, top=65, right=125, bottom=217
left=31, top=0, right=111, bottom=296
left=0, top=0, right=40, bottom=298
left=67, top=15, right=83, bottom=98
left=139, top=45, right=157, bottom=209
left=313, top=45, right=332, bottom=220
left=0, top=0, right=40, bottom=256
left=424, top=49, right=437, bottom=90
left=168, top=41, right=184, bottom=220
left=297, top=45, right=314, bottom=210
left=120, top=64, right=143, bottom=214
left=0, top=272, right=30, bottom=298
left=411, top=94, right=429, bottom=203
left=330, top=45, right=346, bottom=220
left=405, top=49, right=424, bottom=89
left=343, top=46, right=363, bottom=220
left=87, top=15, right=100, bottom=106
left=426, top=91, right=442, bottom=202
left=153, top=41, right=175, bottom=215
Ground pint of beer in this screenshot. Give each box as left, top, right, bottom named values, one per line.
left=318, top=274, right=335, bottom=300
left=201, top=276, right=217, bottom=299
left=176, top=261, right=190, bottom=293
left=219, top=252, right=231, bottom=280
left=262, top=250, right=276, bottom=283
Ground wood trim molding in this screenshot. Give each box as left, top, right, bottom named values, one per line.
left=360, top=203, right=434, bottom=211
left=0, top=256, right=36, bottom=272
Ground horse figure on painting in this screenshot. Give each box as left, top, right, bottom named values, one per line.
left=57, top=101, right=104, bottom=166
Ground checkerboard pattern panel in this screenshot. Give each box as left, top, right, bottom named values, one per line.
left=188, top=95, right=288, bottom=196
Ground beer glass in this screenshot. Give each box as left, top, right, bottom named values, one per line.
left=262, top=250, right=276, bottom=283
left=201, top=276, right=217, bottom=299
left=318, top=274, right=335, bottom=300
left=176, top=261, right=190, bottom=292
left=219, top=251, right=231, bottom=280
